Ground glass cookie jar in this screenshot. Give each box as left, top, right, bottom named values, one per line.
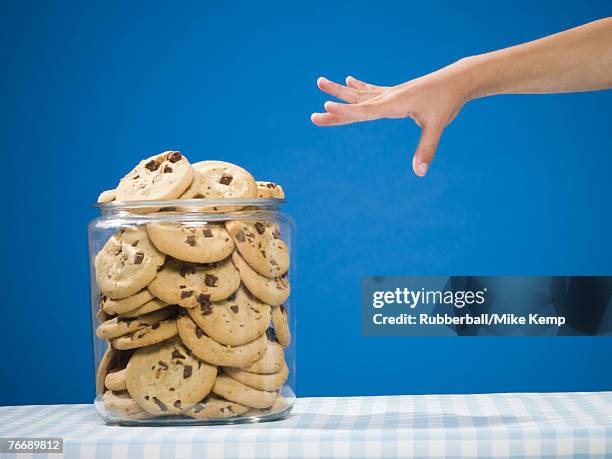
left=88, top=199, right=295, bottom=425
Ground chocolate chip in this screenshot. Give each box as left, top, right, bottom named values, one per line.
left=230, top=305, right=239, bottom=313
left=220, top=407, right=226, bottom=413
left=144, top=395, right=150, bottom=400
left=280, top=305, right=286, bottom=314
left=270, top=259, right=278, bottom=266
left=195, top=328, right=204, bottom=338
left=181, top=290, right=194, bottom=299
left=133, top=252, right=144, bottom=264
left=202, top=228, right=213, bottom=238
left=145, top=160, right=160, bottom=171
left=180, top=265, right=196, bottom=277
left=132, top=174, right=140, bottom=180
left=272, top=228, right=280, bottom=239
left=172, top=349, right=185, bottom=359
left=266, top=183, right=276, bottom=188
left=197, top=293, right=211, bottom=304
left=173, top=400, right=182, bottom=409
left=204, top=274, right=218, bottom=287
left=250, top=307, right=260, bottom=314
left=193, top=193, right=205, bottom=199
left=163, top=165, right=173, bottom=173
left=169, top=387, right=175, bottom=391
left=200, top=302, right=213, bottom=315
left=185, top=235, right=196, bottom=246
left=235, top=230, right=246, bottom=243
left=254, top=222, right=265, bottom=235
left=219, top=174, right=233, bottom=185
left=158, top=360, right=168, bottom=370
left=266, top=328, right=278, bottom=342
left=183, top=365, right=192, bottom=379
left=192, top=402, right=205, bottom=413
left=153, top=397, right=168, bottom=412
left=151, top=321, right=161, bottom=330
left=167, top=152, right=182, bottom=163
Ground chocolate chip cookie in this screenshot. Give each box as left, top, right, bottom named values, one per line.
left=256, top=181, right=285, bottom=199
left=96, top=308, right=173, bottom=340
left=190, top=161, right=257, bottom=200
left=232, top=251, right=290, bottom=306
left=95, top=226, right=166, bottom=299
left=186, top=286, right=271, bottom=346
left=100, top=289, right=155, bottom=315
left=148, top=257, right=240, bottom=307
left=119, top=298, right=169, bottom=318
left=239, top=339, right=286, bottom=374
left=212, top=374, right=278, bottom=409
left=177, top=313, right=266, bottom=367
left=146, top=222, right=234, bottom=264
left=105, top=368, right=127, bottom=391
left=102, top=390, right=153, bottom=420
left=116, top=151, right=194, bottom=201
left=97, top=189, right=117, bottom=203
left=225, top=221, right=289, bottom=278
left=125, top=338, right=217, bottom=416
left=112, top=317, right=178, bottom=350
left=184, top=395, right=249, bottom=420
left=224, top=363, right=288, bottom=391
left=271, top=305, right=291, bottom=348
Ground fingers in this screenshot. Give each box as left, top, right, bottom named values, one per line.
left=310, top=99, right=385, bottom=126
left=310, top=112, right=354, bottom=127
left=317, top=77, right=382, bottom=103
left=323, top=100, right=386, bottom=124
left=412, top=123, right=444, bottom=177
left=317, top=77, right=360, bottom=103
left=346, top=75, right=384, bottom=91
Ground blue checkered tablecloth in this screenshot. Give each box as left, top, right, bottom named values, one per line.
left=1, top=392, right=611, bottom=458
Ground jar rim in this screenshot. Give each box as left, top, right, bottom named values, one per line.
left=94, top=197, right=286, bottom=211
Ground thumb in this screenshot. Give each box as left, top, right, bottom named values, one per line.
left=412, top=123, right=443, bottom=177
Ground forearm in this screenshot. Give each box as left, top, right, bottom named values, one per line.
left=462, top=17, right=612, bottom=99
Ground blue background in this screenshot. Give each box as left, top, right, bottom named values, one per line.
left=2, top=1, right=611, bottom=405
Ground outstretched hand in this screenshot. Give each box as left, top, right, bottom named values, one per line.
left=312, top=62, right=474, bottom=177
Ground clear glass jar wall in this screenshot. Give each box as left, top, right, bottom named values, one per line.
left=89, top=199, right=295, bottom=425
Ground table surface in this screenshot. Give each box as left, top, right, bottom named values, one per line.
left=1, top=392, right=611, bottom=458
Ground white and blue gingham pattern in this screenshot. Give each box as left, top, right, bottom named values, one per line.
left=1, top=392, right=611, bottom=458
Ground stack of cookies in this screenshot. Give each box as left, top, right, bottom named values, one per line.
left=92, top=151, right=292, bottom=422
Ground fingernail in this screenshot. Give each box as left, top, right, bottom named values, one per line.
left=324, top=101, right=335, bottom=110
left=416, top=163, right=429, bottom=177
left=318, top=76, right=328, bottom=84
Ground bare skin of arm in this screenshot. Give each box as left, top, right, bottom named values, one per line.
left=312, top=17, right=612, bottom=177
